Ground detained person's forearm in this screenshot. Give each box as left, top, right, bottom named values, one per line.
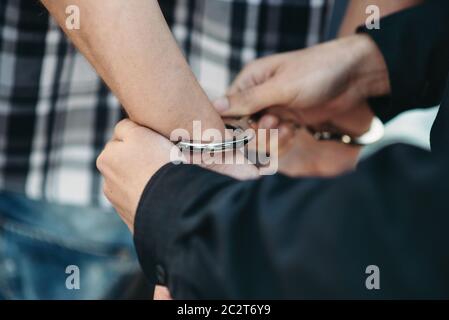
left=41, top=0, right=225, bottom=137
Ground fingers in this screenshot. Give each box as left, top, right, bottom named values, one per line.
left=97, top=122, right=138, bottom=175
left=112, top=118, right=165, bottom=144
left=96, top=140, right=121, bottom=176
left=214, top=55, right=286, bottom=117
left=251, top=114, right=296, bottom=155
left=227, top=54, right=284, bottom=96
left=153, top=286, right=173, bottom=300
left=227, top=71, right=258, bottom=96
left=258, top=114, right=279, bottom=129
left=278, top=123, right=296, bottom=150
left=113, top=118, right=140, bottom=141
left=265, top=116, right=295, bottom=155
left=213, top=81, right=282, bottom=117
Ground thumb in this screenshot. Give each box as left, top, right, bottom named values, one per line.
left=213, top=81, right=281, bottom=117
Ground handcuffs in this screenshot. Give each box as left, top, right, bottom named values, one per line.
left=177, top=126, right=254, bottom=153
left=176, top=115, right=385, bottom=153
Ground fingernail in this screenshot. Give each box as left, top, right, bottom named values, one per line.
left=213, top=97, right=230, bottom=113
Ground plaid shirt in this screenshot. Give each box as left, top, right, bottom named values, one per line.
left=0, top=0, right=333, bottom=206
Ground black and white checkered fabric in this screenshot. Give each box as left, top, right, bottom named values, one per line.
left=0, top=0, right=332, bottom=206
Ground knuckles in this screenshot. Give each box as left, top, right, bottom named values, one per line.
left=96, top=148, right=110, bottom=173
left=96, top=153, right=105, bottom=172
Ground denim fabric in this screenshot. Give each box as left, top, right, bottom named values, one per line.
left=0, top=191, right=140, bottom=300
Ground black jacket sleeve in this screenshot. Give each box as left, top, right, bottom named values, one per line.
left=135, top=141, right=449, bottom=299
left=357, top=0, right=449, bottom=122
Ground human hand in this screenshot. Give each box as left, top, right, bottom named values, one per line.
left=214, top=34, right=390, bottom=176
left=214, top=34, right=389, bottom=130
left=97, top=120, right=259, bottom=232
left=97, top=119, right=176, bottom=232
left=247, top=112, right=365, bottom=177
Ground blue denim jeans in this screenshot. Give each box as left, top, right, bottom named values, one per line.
left=0, top=191, right=140, bottom=299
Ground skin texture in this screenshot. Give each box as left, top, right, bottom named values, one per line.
left=40, top=1, right=258, bottom=299
left=97, top=119, right=174, bottom=231
left=41, top=0, right=225, bottom=137
left=97, top=119, right=258, bottom=231
left=40, top=1, right=227, bottom=301
left=213, top=0, right=422, bottom=177
left=213, top=34, right=390, bottom=176
left=41, top=0, right=258, bottom=185
left=98, top=33, right=391, bottom=241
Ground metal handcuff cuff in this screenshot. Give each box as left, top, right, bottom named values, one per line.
left=177, top=124, right=254, bottom=153
left=176, top=116, right=385, bottom=152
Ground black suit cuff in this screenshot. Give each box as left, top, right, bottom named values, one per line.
left=356, top=0, right=449, bottom=122
left=133, top=162, right=235, bottom=285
